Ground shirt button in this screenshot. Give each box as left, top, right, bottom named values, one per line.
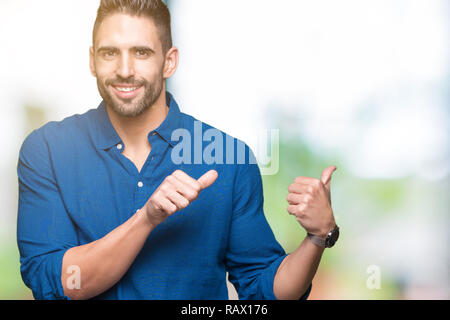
left=117, top=144, right=123, bottom=150
left=138, top=181, right=144, bottom=188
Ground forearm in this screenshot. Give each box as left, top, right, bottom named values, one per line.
left=61, top=209, right=154, bottom=300
left=273, top=235, right=324, bottom=300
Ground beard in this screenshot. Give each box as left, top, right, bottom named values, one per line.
left=97, top=69, right=164, bottom=118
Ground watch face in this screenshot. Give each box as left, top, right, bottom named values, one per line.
left=325, top=226, right=340, bottom=248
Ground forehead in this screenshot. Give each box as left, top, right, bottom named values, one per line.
left=95, top=13, right=162, bottom=51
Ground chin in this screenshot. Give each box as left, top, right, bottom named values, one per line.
left=116, top=101, right=149, bottom=118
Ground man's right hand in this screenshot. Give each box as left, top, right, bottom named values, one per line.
left=143, top=169, right=218, bottom=227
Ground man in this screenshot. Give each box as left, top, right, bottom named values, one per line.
left=17, top=0, right=339, bottom=300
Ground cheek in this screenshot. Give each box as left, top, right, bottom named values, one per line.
left=137, top=58, right=165, bottom=76
left=140, top=68, right=164, bottom=85
left=94, top=63, right=116, bottom=81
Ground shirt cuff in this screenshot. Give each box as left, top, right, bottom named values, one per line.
left=299, top=283, right=312, bottom=300
left=39, top=248, right=71, bottom=300
left=54, top=249, right=72, bottom=300
left=261, top=254, right=287, bottom=300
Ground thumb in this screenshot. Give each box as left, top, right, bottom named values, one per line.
left=321, top=166, right=337, bottom=190
left=197, top=170, right=219, bottom=190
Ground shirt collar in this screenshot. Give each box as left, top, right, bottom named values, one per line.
left=93, top=91, right=183, bottom=150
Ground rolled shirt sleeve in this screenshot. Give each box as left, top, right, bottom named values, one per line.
left=225, top=146, right=311, bottom=300
left=17, top=129, right=78, bottom=300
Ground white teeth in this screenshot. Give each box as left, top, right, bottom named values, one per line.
left=116, top=87, right=138, bottom=92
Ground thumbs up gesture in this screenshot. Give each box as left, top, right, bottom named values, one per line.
left=286, top=166, right=337, bottom=238
left=143, top=169, right=218, bottom=228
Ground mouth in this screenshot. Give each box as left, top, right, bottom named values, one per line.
left=111, top=84, right=143, bottom=100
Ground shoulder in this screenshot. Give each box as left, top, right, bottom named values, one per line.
left=175, top=113, right=258, bottom=173
left=178, top=112, right=261, bottom=183
left=20, top=108, right=96, bottom=153
left=18, top=108, right=97, bottom=171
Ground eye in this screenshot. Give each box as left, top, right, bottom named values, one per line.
left=101, top=50, right=117, bottom=58
left=136, top=49, right=149, bottom=57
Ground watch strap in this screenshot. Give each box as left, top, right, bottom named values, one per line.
left=307, top=233, right=327, bottom=247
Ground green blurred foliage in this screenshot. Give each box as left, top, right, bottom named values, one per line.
left=261, top=131, right=403, bottom=299
left=24, top=104, right=47, bottom=137
left=0, top=246, right=33, bottom=300
left=0, top=103, right=48, bottom=300
left=262, top=135, right=340, bottom=256
left=2, top=104, right=446, bottom=300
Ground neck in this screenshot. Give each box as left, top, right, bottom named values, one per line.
left=106, top=90, right=169, bottom=152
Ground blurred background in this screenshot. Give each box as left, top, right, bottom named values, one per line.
left=0, top=0, right=448, bottom=299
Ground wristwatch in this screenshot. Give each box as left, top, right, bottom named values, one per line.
left=307, top=225, right=340, bottom=248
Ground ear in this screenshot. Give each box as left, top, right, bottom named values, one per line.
left=89, top=46, right=97, bottom=77
left=163, top=46, right=179, bottom=79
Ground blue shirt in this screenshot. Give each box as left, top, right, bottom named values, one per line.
left=17, top=92, right=311, bottom=300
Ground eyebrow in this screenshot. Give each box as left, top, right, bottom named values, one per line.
left=97, top=46, right=156, bottom=54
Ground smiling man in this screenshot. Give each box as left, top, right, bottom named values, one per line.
left=17, top=0, right=339, bottom=300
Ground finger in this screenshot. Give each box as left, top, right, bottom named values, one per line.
left=172, top=170, right=203, bottom=193
left=321, top=166, right=337, bottom=190
left=156, top=196, right=178, bottom=215
left=287, top=204, right=306, bottom=216
left=166, top=175, right=199, bottom=202
left=286, top=193, right=304, bottom=205
left=294, top=176, right=320, bottom=185
left=288, top=183, right=313, bottom=195
left=287, top=205, right=297, bottom=216
left=197, top=170, right=218, bottom=190
left=287, top=193, right=312, bottom=205
left=164, top=189, right=189, bottom=211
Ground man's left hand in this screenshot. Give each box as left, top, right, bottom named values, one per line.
left=286, top=166, right=337, bottom=238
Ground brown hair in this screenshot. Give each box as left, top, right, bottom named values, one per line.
left=93, top=0, right=173, bottom=53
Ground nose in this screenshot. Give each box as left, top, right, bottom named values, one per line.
left=116, top=52, right=135, bottom=79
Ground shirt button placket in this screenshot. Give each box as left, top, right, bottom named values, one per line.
left=136, top=180, right=145, bottom=213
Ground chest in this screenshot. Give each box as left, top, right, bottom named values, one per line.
left=56, top=149, right=234, bottom=244
left=121, top=146, right=152, bottom=173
